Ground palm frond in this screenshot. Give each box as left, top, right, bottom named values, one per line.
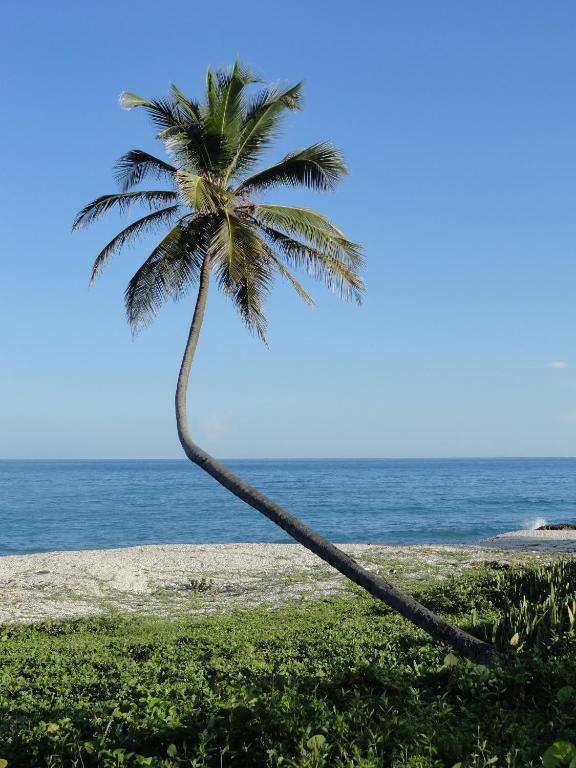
left=211, top=213, right=273, bottom=341
left=224, top=81, right=303, bottom=182
left=252, top=203, right=343, bottom=237
left=205, top=68, right=217, bottom=116
left=252, top=204, right=363, bottom=267
left=246, top=80, right=303, bottom=116
left=120, top=92, right=186, bottom=132
left=119, top=91, right=150, bottom=110
left=73, top=190, right=178, bottom=229
left=169, top=84, right=202, bottom=121
left=236, top=143, right=347, bottom=194
left=175, top=171, right=222, bottom=212
left=264, top=248, right=315, bottom=306
left=213, top=60, right=260, bottom=137
left=159, top=124, right=216, bottom=175
left=114, top=150, right=177, bottom=191
left=182, top=62, right=261, bottom=174
left=125, top=216, right=211, bottom=330
left=89, top=206, right=181, bottom=284
left=260, top=224, right=365, bottom=304
left=120, top=89, right=211, bottom=173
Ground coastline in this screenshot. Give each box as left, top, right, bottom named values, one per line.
left=1, top=530, right=575, bottom=624
left=479, top=527, right=576, bottom=550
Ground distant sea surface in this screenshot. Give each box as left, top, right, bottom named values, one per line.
left=0, top=459, right=575, bottom=556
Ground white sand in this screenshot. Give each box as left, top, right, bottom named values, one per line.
left=0, top=533, right=574, bottom=623
left=0, top=543, right=382, bottom=623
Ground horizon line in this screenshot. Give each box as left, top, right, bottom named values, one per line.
left=1, top=456, right=575, bottom=462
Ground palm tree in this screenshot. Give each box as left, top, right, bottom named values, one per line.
left=73, top=61, right=492, bottom=664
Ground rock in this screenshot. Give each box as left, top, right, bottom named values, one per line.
left=537, top=523, right=576, bottom=531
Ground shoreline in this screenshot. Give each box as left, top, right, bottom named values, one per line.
left=0, top=530, right=575, bottom=624
left=479, top=527, right=576, bottom=550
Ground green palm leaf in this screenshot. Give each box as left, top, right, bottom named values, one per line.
left=211, top=213, right=273, bottom=340
left=236, top=143, right=347, bottom=194
left=161, top=123, right=216, bottom=175
left=263, top=248, right=315, bottom=306
left=125, top=217, right=210, bottom=330
left=120, top=92, right=185, bottom=132
left=72, top=190, right=178, bottom=229
left=114, top=150, right=177, bottom=191
left=252, top=204, right=363, bottom=266
left=121, top=89, right=214, bottom=174
left=169, top=84, right=202, bottom=121
left=89, top=206, right=181, bottom=285
left=211, top=60, right=260, bottom=138
left=224, top=81, right=303, bottom=182
left=175, top=171, right=222, bottom=212
left=260, top=224, right=365, bottom=303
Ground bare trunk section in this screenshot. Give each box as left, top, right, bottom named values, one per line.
left=175, top=256, right=494, bottom=665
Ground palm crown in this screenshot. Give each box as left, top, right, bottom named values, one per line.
left=73, top=60, right=364, bottom=340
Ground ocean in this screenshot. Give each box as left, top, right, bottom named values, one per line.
left=0, top=458, right=574, bottom=556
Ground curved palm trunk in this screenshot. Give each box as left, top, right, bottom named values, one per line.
left=176, top=256, right=494, bottom=665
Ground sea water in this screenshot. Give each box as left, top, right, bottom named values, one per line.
left=0, top=458, right=574, bottom=556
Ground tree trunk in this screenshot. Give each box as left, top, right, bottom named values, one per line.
left=175, top=256, right=494, bottom=665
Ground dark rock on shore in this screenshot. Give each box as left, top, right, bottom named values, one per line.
left=537, top=523, right=576, bottom=531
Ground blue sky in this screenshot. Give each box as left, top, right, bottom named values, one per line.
left=1, top=1, right=575, bottom=459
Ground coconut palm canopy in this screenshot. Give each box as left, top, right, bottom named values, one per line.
left=73, top=60, right=365, bottom=340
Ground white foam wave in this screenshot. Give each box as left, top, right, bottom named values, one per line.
left=526, top=516, right=547, bottom=530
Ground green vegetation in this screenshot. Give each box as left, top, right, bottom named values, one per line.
left=1, top=563, right=575, bottom=767
left=491, top=559, right=576, bottom=650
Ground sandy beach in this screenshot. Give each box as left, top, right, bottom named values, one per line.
left=0, top=530, right=574, bottom=624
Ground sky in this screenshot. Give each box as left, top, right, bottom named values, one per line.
left=1, top=1, right=575, bottom=459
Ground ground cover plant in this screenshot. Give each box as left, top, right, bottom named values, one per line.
left=1, top=563, right=576, bottom=767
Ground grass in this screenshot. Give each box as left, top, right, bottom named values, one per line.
left=1, top=566, right=575, bottom=767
